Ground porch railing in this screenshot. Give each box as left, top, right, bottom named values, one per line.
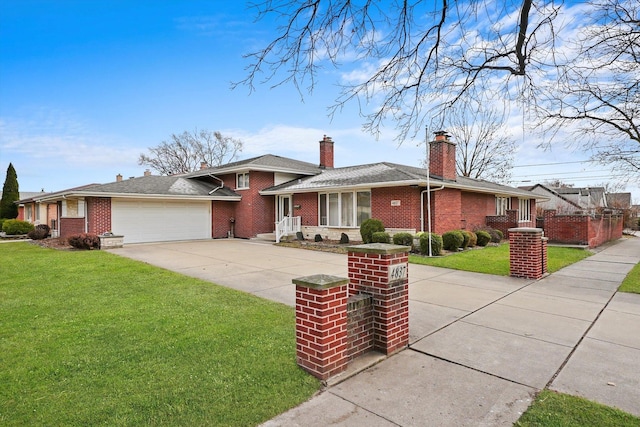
left=275, top=216, right=301, bottom=243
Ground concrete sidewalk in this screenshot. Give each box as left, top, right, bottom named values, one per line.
left=111, top=237, right=640, bottom=425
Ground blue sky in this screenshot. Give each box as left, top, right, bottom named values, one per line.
left=1, top=1, right=637, bottom=202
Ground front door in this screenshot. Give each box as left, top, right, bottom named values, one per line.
left=278, top=195, right=292, bottom=222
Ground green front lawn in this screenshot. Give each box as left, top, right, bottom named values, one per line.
left=0, top=243, right=319, bottom=426
left=619, top=261, right=640, bottom=294
left=516, top=390, right=639, bottom=426
left=409, top=244, right=591, bottom=276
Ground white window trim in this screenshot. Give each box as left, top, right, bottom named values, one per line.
left=496, top=196, right=511, bottom=216
left=518, top=198, right=531, bottom=222
left=318, top=190, right=371, bottom=228
left=236, top=172, right=249, bottom=190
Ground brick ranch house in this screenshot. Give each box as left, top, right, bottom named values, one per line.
left=17, top=133, right=543, bottom=244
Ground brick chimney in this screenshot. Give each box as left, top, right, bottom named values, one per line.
left=144, top=169, right=151, bottom=176
left=200, top=161, right=208, bottom=170
left=429, top=131, right=456, bottom=181
left=319, top=135, right=334, bottom=169
left=116, top=174, right=123, bottom=182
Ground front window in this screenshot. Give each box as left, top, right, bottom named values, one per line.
left=319, top=190, right=371, bottom=227
left=236, top=172, right=249, bottom=189
left=518, top=198, right=531, bottom=222
left=496, top=196, right=511, bottom=215
left=25, top=205, right=32, bottom=221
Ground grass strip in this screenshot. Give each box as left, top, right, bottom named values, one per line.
left=515, top=389, right=640, bottom=426
left=618, top=261, right=640, bottom=294
left=0, top=242, right=319, bottom=426
left=409, top=244, right=591, bottom=276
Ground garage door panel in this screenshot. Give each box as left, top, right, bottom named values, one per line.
left=112, top=199, right=211, bottom=244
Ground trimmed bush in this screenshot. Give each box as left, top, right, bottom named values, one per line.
left=2, top=219, right=35, bottom=235
left=27, top=224, right=50, bottom=240
left=419, top=232, right=442, bottom=256
left=68, top=233, right=100, bottom=250
left=360, top=218, right=385, bottom=244
left=476, top=230, right=491, bottom=246
left=459, top=230, right=470, bottom=249
left=467, top=231, right=477, bottom=247
left=495, top=229, right=504, bottom=242
left=371, top=231, right=390, bottom=243
left=392, top=232, right=413, bottom=247
left=0, top=218, right=5, bottom=231
left=339, top=233, right=349, bottom=244
left=475, top=226, right=502, bottom=243
left=442, top=230, right=464, bottom=251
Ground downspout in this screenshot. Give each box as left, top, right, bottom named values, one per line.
left=207, top=175, right=224, bottom=194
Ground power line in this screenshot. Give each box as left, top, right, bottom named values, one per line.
left=512, top=160, right=592, bottom=168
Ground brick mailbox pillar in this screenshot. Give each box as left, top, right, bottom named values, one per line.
left=347, top=243, right=410, bottom=355
left=509, top=227, right=548, bottom=279
left=293, top=274, right=349, bottom=380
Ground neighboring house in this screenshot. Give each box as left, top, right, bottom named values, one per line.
left=5, top=191, right=54, bottom=225
left=605, top=192, right=631, bottom=211
left=522, top=184, right=608, bottom=215
left=17, top=133, right=543, bottom=244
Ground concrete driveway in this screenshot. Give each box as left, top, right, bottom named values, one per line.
left=110, top=237, right=640, bottom=425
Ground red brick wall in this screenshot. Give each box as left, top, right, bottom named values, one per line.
left=59, top=217, right=85, bottom=239
left=219, top=171, right=275, bottom=238
left=293, top=193, right=318, bottom=227
left=371, top=187, right=422, bottom=230
left=542, top=210, right=623, bottom=248
left=461, top=192, right=494, bottom=231
left=431, top=188, right=462, bottom=234
left=86, top=197, right=111, bottom=235
left=17, top=206, right=24, bottom=220
left=212, top=201, right=236, bottom=238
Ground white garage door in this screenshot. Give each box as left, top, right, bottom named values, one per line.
left=112, top=199, right=211, bottom=244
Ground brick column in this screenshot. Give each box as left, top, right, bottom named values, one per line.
left=294, top=274, right=349, bottom=380
left=347, top=243, right=410, bottom=355
left=509, top=227, right=546, bottom=279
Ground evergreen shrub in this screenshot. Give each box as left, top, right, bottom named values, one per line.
left=476, top=230, right=491, bottom=246
left=2, top=219, right=34, bottom=235
left=371, top=231, right=390, bottom=243
left=360, top=218, right=385, bottom=243
left=442, top=230, right=464, bottom=251
left=467, top=231, right=477, bottom=247
left=392, top=232, right=413, bottom=247
left=419, top=233, right=442, bottom=256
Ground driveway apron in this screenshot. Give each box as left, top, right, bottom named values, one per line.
left=111, top=237, right=640, bottom=425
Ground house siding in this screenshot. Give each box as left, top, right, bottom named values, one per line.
left=293, top=193, right=318, bottom=227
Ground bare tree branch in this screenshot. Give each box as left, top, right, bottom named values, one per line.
left=138, top=129, right=243, bottom=175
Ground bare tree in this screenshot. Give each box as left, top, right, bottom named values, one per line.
left=139, top=129, right=243, bottom=175
left=539, top=0, right=640, bottom=183
left=442, top=100, right=515, bottom=183
left=236, top=0, right=561, bottom=140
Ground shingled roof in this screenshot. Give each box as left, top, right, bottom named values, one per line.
left=21, top=175, right=240, bottom=202
left=261, top=162, right=541, bottom=199
left=188, top=154, right=321, bottom=177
